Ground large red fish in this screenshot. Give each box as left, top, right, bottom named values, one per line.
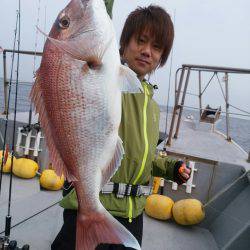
left=31, top=0, right=141, bottom=249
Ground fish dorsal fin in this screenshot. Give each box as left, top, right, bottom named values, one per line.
left=30, top=77, right=77, bottom=182
left=101, top=136, right=124, bottom=188
left=119, top=65, right=142, bottom=93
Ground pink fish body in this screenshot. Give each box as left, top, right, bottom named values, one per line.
left=31, top=0, right=141, bottom=249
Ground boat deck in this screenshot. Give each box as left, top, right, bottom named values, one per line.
left=0, top=112, right=249, bottom=249
left=0, top=175, right=218, bottom=250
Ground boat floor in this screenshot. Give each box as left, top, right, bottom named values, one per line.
left=0, top=174, right=218, bottom=250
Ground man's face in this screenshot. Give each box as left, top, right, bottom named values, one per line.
left=122, top=30, right=163, bottom=79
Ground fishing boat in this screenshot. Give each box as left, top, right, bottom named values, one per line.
left=0, top=47, right=249, bottom=250
left=1, top=0, right=250, bottom=249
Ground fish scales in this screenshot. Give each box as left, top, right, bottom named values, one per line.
left=31, top=0, right=141, bottom=249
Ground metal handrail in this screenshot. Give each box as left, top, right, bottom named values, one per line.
left=167, top=64, right=250, bottom=146
left=182, top=64, right=250, bottom=74
left=2, top=49, right=43, bottom=114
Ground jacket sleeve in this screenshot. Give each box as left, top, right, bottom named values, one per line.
left=151, top=155, right=178, bottom=181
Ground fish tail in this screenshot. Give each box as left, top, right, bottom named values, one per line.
left=76, top=209, right=141, bottom=250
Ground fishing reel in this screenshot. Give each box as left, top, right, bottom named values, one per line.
left=20, top=122, right=41, bottom=133
left=0, top=237, right=29, bottom=250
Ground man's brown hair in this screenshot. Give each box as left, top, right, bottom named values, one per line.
left=120, top=5, right=174, bottom=67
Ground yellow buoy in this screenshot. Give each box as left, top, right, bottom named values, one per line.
left=172, top=199, right=205, bottom=225
left=39, top=169, right=64, bottom=191
left=13, top=158, right=39, bottom=179
left=152, top=177, right=161, bottom=194
left=145, top=194, right=174, bottom=220
left=0, top=150, right=16, bottom=173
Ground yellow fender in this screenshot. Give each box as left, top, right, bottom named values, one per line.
left=13, top=158, right=39, bottom=179
left=39, top=169, right=64, bottom=191
left=145, top=194, right=174, bottom=220
left=0, top=150, right=16, bottom=173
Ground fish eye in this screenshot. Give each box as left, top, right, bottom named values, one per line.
left=59, top=16, right=70, bottom=29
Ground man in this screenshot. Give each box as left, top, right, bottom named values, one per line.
left=52, top=3, right=190, bottom=250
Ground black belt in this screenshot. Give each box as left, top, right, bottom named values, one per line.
left=101, top=182, right=152, bottom=198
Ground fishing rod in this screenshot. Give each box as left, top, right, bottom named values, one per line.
left=157, top=10, right=176, bottom=195
left=0, top=200, right=60, bottom=235
left=163, top=9, right=176, bottom=150
left=0, top=13, right=19, bottom=198
left=0, top=1, right=30, bottom=249
left=6, top=0, right=22, bottom=238
left=25, top=0, right=42, bottom=140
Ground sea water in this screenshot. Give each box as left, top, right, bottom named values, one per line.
left=0, top=78, right=249, bottom=152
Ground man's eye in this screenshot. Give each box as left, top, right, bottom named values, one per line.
left=154, top=44, right=161, bottom=50
left=138, top=38, right=145, bottom=43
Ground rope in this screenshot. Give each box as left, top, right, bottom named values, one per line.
left=201, top=72, right=216, bottom=95
left=180, top=104, right=250, bottom=118
left=229, top=104, right=250, bottom=115
left=183, top=105, right=250, bottom=117
left=198, top=72, right=249, bottom=117
left=215, top=73, right=226, bottom=101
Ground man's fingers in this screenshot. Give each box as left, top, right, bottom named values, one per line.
left=185, top=167, right=191, bottom=174
left=181, top=172, right=190, bottom=179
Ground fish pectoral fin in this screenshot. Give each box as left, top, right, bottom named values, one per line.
left=46, top=36, right=88, bottom=61
left=101, top=136, right=124, bottom=188
left=119, top=65, right=142, bottom=93
left=37, top=25, right=106, bottom=66
left=37, top=26, right=81, bottom=59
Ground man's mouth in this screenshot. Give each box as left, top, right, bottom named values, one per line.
left=136, top=58, right=150, bottom=65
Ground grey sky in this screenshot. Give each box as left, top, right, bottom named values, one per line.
left=0, top=0, right=249, bottom=116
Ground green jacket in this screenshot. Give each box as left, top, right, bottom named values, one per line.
left=104, top=0, right=114, bottom=18
left=60, top=81, right=178, bottom=221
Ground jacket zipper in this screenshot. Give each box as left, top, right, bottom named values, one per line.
left=128, top=83, right=150, bottom=222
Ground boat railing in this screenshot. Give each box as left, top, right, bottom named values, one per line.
left=1, top=49, right=42, bottom=114
left=167, top=64, right=250, bottom=146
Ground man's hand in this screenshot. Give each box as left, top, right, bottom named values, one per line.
left=174, top=161, right=191, bottom=185
left=178, top=163, right=191, bottom=180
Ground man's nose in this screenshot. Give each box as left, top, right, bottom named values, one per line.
left=141, top=43, right=151, bottom=57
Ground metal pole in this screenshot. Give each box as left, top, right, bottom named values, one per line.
left=174, top=68, right=191, bottom=139
left=247, top=152, right=250, bottom=163
left=3, top=51, right=8, bottom=115
left=174, top=68, right=182, bottom=103
left=2, top=49, right=42, bottom=115
left=4, top=49, right=42, bottom=56
left=224, top=73, right=231, bottom=141
left=166, top=67, right=185, bottom=146
left=198, top=71, right=202, bottom=118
